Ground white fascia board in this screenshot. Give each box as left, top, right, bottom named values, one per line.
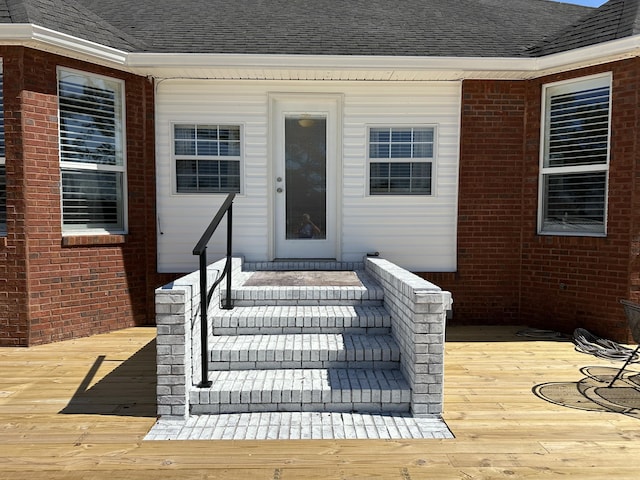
left=126, top=52, right=536, bottom=76
left=0, top=24, right=128, bottom=66
left=126, top=37, right=640, bottom=79
left=533, top=36, right=640, bottom=76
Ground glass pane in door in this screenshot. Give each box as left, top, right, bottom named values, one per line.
left=285, top=115, right=327, bottom=240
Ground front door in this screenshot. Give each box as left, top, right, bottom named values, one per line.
left=272, top=96, right=340, bottom=259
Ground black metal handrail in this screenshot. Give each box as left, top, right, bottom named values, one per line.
left=192, top=193, right=235, bottom=388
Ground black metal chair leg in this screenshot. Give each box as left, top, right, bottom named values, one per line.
left=608, top=344, right=640, bottom=387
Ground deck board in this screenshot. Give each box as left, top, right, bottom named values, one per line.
left=1, top=325, right=640, bottom=478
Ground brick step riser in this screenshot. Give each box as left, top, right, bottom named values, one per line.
left=211, top=306, right=391, bottom=333
left=213, top=327, right=391, bottom=335
left=222, top=280, right=384, bottom=306
left=230, top=299, right=384, bottom=307
left=192, top=402, right=411, bottom=415
left=190, top=368, right=411, bottom=416
left=208, top=333, right=401, bottom=370
left=209, top=360, right=401, bottom=371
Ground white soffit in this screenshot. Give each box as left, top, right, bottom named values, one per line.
left=1, top=24, right=640, bottom=81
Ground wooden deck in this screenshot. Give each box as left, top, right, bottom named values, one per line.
left=1, top=325, right=639, bottom=479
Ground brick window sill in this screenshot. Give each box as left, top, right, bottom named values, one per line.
left=62, top=234, right=126, bottom=247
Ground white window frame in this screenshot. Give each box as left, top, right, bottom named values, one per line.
left=366, top=125, right=436, bottom=196
left=58, top=67, right=127, bottom=235
left=0, top=60, right=6, bottom=236
left=171, top=123, right=243, bottom=195
left=538, top=73, right=612, bottom=236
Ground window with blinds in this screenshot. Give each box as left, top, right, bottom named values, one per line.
left=368, top=126, right=435, bottom=195
left=58, top=68, right=126, bottom=233
left=539, top=75, right=611, bottom=235
left=174, top=124, right=241, bottom=194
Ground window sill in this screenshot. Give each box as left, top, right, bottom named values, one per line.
left=62, top=234, right=126, bottom=247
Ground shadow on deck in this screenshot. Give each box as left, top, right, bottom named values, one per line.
left=533, top=365, right=640, bottom=420
left=60, top=339, right=157, bottom=417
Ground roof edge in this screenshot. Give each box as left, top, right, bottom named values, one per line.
left=0, top=23, right=639, bottom=81
left=534, top=33, right=640, bottom=75
left=0, top=24, right=128, bottom=65
left=126, top=52, right=537, bottom=73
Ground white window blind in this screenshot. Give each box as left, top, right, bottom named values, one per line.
left=368, top=127, right=434, bottom=195
left=540, top=75, right=611, bottom=235
left=58, top=69, right=126, bottom=232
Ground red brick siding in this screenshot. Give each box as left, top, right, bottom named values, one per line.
left=519, top=61, right=639, bottom=342
left=426, top=60, right=640, bottom=343
left=0, top=48, right=30, bottom=346
left=426, top=80, right=527, bottom=326
left=0, top=47, right=174, bottom=346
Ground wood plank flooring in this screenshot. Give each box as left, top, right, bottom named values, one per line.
left=1, top=325, right=639, bottom=479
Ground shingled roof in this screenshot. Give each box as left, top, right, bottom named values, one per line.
left=529, top=0, right=640, bottom=55
left=1, top=0, right=604, bottom=58
left=1, top=0, right=147, bottom=51
left=8, top=0, right=640, bottom=61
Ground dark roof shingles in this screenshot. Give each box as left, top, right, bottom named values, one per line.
left=529, top=0, right=640, bottom=55
left=75, top=0, right=593, bottom=57
left=3, top=0, right=147, bottom=51
left=2, top=0, right=609, bottom=57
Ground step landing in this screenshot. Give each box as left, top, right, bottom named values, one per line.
left=146, top=412, right=454, bottom=440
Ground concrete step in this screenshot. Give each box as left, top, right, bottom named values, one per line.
left=212, top=305, right=391, bottom=335
left=190, top=368, right=411, bottom=415
left=208, top=333, right=400, bottom=370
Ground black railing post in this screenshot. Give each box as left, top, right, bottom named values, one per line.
left=197, top=249, right=212, bottom=388
left=222, top=204, right=233, bottom=310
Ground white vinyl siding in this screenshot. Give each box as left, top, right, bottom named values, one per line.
left=58, top=68, right=127, bottom=234
left=155, top=80, right=460, bottom=272
left=539, top=74, right=611, bottom=236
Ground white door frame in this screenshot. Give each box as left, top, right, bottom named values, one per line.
left=268, top=93, right=342, bottom=260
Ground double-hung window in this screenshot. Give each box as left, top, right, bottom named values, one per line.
left=174, top=124, right=241, bottom=194
left=58, top=68, right=126, bottom=233
left=368, top=126, right=434, bottom=195
left=539, top=74, right=611, bottom=236
left=0, top=61, right=5, bottom=235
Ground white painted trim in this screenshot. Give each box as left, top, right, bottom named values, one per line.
left=537, top=73, right=612, bottom=237
left=268, top=93, right=343, bottom=260
left=127, top=52, right=536, bottom=73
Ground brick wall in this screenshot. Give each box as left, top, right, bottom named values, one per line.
left=0, top=47, right=174, bottom=346
left=519, top=60, right=639, bottom=342
left=426, top=80, right=527, bottom=327
left=426, top=59, right=640, bottom=343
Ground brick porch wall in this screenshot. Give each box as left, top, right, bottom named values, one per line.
left=427, top=59, right=640, bottom=343
left=0, top=47, right=173, bottom=346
